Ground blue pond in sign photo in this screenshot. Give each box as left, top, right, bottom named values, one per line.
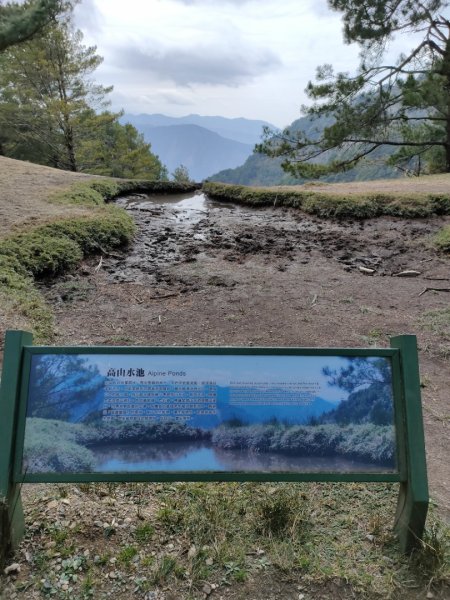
left=22, top=353, right=397, bottom=475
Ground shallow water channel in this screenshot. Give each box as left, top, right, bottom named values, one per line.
left=109, top=190, right=237, bottom=285
left=93, top=440, right=386, bottom=473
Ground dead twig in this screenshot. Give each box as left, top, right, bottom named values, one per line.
left=423, top=276, right=450, bottom=281
left=418, top=287, right=450, bottom=297
left=94, top=244, right=123, bottom=259
left=148, top=292, right=180, bottom=300
left=130, top=293, right=144, bottom=304
left=311, top=294, right=318, bottom=306
left=94, top=255, right=103, bottom=272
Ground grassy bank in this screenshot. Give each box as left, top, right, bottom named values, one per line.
left=212, top=422, right=395, bottom=466
left=203, top=181, right=450, bottom=219
left=0, top=177, right=199, bottom=342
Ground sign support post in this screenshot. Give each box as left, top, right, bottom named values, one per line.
left=391, top=335, right=429, bottom=553
left=0, top=330, right=33, bottom=568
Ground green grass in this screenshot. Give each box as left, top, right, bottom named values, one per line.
left=421, top=307, right=450, bottom=337
left=420, top=307, right=450, bottom=359
left=203, top=182, right=450, bottom=219
left=151, top=481, right=449, bottom=597
left=12, top=481, right=449, bottom=598
left=117, top=545, right=138, bottom=567
left=434, top=225, right=450, bottom=252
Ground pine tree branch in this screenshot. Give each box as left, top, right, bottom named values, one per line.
left=343, top=138, right=444, bottom=146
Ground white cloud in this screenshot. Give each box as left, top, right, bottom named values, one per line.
left=72, top=0, right=420, bottom=126
left=111, top=43, right=281, bottom=87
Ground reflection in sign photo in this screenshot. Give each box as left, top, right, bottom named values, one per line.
left=22, top=353, right=397, bottom=475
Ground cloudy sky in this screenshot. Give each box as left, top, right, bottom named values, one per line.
left=74, top=0, right=417, bottom=128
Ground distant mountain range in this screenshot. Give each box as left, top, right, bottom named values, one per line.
left=210, top=114, right=400, bottom=186
left=121, top=113, right=276, bottom=181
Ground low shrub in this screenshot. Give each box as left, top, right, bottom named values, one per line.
left=39, top=209, right=136, bottom=255
left=0, top=255, right=53, bottom=340
left=23, top=418, right=96, bottom=473
left=0, top=233, right=83, bottom=277
left=50, top=182, right=111, bottom=206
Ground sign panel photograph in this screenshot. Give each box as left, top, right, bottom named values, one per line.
left=21, top=351, right=398, bottom=476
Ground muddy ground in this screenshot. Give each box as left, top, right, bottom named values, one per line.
left=41, top=191, right=450, bottom=518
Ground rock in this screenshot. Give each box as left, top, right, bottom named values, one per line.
left=187, top=545, right=197, bottom=559
left=202, top=583, right=212, bottom=595
left=47, top=500, right=58, bottom=510
left=205, top=557, right=214, bottom=566
left=4, top=563, right=21, bottom=575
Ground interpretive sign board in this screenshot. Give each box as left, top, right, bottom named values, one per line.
left=0, top=331, right=429, bottom=561
left=21, top=352, right=398, bottom=476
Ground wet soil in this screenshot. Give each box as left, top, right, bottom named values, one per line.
left=43, top=191, right=450, bottom=518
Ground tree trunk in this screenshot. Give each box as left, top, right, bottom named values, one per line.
left=443, top=38, right=450, bottom=172
left=64, top=124, right=77, bottom=171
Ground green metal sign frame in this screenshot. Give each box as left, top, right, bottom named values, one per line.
left=0, top=330, right=429, bottom=564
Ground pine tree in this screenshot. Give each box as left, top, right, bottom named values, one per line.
left=258, top=0, right=450, bottom=176
left=0, top=0, right=62, bottom=51
left=0, top=2, right=167, bottom=179
left=0, top=5, right=110, bottom=170
left=172, top=164, right=192, bottom=183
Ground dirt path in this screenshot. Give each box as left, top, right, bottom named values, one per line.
left=42, top=191, right=450, bottom=518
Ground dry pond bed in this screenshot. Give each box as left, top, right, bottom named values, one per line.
left=2, top=188, right=450, bottom=600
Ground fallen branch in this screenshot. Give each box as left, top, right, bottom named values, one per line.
left=418, top=287, right=450, bottom=297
